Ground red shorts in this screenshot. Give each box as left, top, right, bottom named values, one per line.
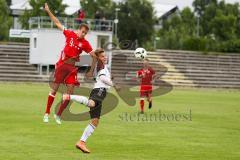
left=54, top=63, right=80, bottom=86
left=140, top=85, right=152, bottom=97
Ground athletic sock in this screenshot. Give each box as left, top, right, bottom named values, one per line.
left=140, top=99, right=144, bottom=112
left=57, top=100, right=70, bottom=116
left=70, top=95, right=89, bottom=106
left=45, top=92, right=56, bottom=114
left=80, top=123, right=96, bottom=142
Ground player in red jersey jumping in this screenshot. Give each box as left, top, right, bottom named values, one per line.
left=43, top=3, right=96, bottom=124
left=137, top=59, right=156, bottom=114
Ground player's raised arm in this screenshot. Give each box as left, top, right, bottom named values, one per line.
left=89, top=50, right=97, bottom=58
left=44, top=3, right=64, bottom=31
left=86, top=55, right=97, bottom=78
left=88, top=51, right=97, bottom=76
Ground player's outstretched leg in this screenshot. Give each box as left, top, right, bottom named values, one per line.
left=76, top=118, right=99, bottom=153
left=63, top=94, right=89, bottom=106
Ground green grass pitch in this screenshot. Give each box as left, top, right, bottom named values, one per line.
left=0, top=83, right=240, bottom=160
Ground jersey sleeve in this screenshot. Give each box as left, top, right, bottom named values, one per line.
left=99, top=75, right=113, bottom=86
left=83, top=40, right=93, bottom=54
left=98, top=69, right=106, bottom=77
left=63, top=29, right=72, bottom=37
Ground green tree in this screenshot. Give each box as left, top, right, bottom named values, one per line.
left=80, top=0, right=114, bottom=18
left=19, top=0, right=66, bottom=29
left=193, top=0, right=239, bottom=38
left=193, top=0, right=217, bottom=16
left=200, top=2, right=218, bottom=36
left=117, top=0, right=155, bottom=46
left=0, top=0, right=12, bottom=40
left=6, top=0, right=11, bottom=6
left=157, top=7, right=197, bottom=50
left=157, top=14, right=183, bottom=49
left=181, top=7, right=196, bottom=35
left=157, top=0, right=240, bottom=52
left=210, top=11, right=237, bottom=40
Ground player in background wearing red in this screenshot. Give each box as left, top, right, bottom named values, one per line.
left=43, top=3, right=96, bottom=124
left=137, top=59, right=156, bottom=114
left=76, top=9, right=85, bottom=24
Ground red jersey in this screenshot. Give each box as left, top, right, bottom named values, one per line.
left=57, top=29, right=92, bottom=66
left=137, top=67, right=155, bottom=85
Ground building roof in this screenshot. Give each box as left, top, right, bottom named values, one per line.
left=10, top=0, right=32, bottom=10
left=10, top=0, right=81, bottom=15
left=154, top=3, right=178, bottom=18
left=113, top=0, right=178, bottom=18
left=62, top=0, right=81, bottom=15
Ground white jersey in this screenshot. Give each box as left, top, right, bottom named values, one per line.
left=94, top=65, right=112, bottom=89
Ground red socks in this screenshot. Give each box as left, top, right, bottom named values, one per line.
left=140, top=100, right=144, bottom=112
left=45, top=93, right=56, bottom=114
left=45, top=91, right=70, bottom=117
left=57, top=100, right=70, bottom=116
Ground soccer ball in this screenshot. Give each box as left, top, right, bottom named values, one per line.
left=134, top=48, right=147, bottom=59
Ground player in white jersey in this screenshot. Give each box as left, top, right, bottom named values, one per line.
left=63, top=48, right=118, bottom=153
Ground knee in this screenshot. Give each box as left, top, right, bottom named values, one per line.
left=51, top=83, right=59, bottom=93
left=67, top=85, right=74, bottom=94
left=62, top=94, right=70, bottom=101
left=91, top=118, right=99, bottom=127
left=50, top=90, right=57, bottom=95
left=88, top=99, right=95, bottom=108
left=148, top=97, right=152, bottom=102
left=67, top=89, right=74, bottom=94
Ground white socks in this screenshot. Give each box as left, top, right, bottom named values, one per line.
left=80, top=123, right=96, bottom=142
left=70, top=96, right=96, bottom=142
left=70, top=95, right=89, bottom=106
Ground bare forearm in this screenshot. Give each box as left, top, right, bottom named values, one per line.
left=90, top=52, right=97, bottom=72
left=45, top=3, right=63, bottom=31
left=47, top=11, right=63, bottom=30
left=89, top=58, right=97, bottom=74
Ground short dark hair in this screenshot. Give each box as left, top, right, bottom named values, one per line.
left=94, top=48, right=104, bottom=57
left=79, top=23, right=89, bottom=31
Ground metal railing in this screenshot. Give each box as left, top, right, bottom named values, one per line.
left=29, top=17, right=114, bottom=32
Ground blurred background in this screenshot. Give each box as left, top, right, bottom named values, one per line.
left=0, top=0, right=240, bottom=89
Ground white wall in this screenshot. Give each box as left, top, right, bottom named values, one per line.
left=11, top=0, right=22, bottom=5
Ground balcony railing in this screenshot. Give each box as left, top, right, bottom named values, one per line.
left=29, top=17, right=114, bottom=32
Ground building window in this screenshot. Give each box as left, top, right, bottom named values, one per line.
left=34, top=37, right=37, bottom=48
